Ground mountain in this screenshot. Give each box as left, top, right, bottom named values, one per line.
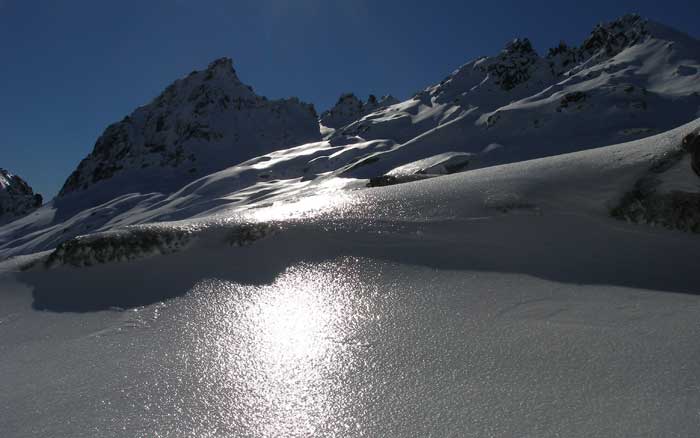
left=0, top=169, right=42, bottom=224
left=2, top=15, right=700, bottom=435
left=0, top=14, right=699, bottom=259
left=58, top=58, right=321, bottom=204
left=330, top=14, right=700, bottom=178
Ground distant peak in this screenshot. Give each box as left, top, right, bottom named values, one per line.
left=321, top=92, right=397, bottom=129
left=580, top=14, right=649, bottom=56
left=336, top=93, right=362, bottom=105
left=198, top=57, right=243, bottom=83
left=503, top=38, right=535, bottom=55
left=207, top=57, right=234, bottom=72
left=0, top=168, right=42, bottom=222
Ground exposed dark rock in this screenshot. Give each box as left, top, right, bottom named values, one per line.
left=611, top=145, right=700, bottom=233
left=321, top=93, right=399, bottom=129
left=482, top=38, right=540, bottom=91
left=0, top=169, right=42, bottom=223
left=367, top=174, right=435, bottom=188
left=682, top=130, right=700, bottom=177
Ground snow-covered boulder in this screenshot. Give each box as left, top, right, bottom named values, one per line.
left=58, top=58, right=321, bottom=203
left=0, top=169, right=42, bottom=223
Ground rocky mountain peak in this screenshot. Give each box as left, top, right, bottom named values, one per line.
left=206, top=57, right=235, bottom=75
left=0, top=169, right=42, bottom=223
left=579, top=14, right=649, bottom=61
left=503, top=38, right=535, bottom=56
left=58, top=58, right=320, bottom=200
left=475, top=37, right=544, bottom=91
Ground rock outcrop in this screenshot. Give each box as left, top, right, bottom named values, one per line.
left=0, top=169, right=42, bottom=223
left=320, top=93, right=398, bottom=129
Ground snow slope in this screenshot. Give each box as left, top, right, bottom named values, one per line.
left=1, top=119, right=700, bottom=437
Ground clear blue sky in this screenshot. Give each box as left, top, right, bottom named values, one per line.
left=1, top=0, right=698, bottom=199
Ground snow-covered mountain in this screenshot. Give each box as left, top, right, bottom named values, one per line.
left=0, top=14, right=699, bottom=260
left=2, top=14, right=700, bottom=437
left=0, top=169, right=42, bottom=224
left=330, top=14, right=700, bottom=178
left=58, top=58, right=320, bottom=204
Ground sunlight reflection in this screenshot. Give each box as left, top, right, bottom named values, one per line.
left=178, top=261, right=373, bottom=437
left=243, top=179, right=359, bottom=223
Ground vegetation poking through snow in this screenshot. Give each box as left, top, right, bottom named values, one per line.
left=227, top=222, right=280, bottom=246
left=45, top=227, right=194, bottom=268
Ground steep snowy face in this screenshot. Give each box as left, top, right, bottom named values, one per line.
left=0, top=169, right=42, bottom=223
left=58, top=58, right=321, bottom=200
left=320, top=93, right=398, bottom=129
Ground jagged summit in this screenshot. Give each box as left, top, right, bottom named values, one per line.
left=580, top=14, right=648, bottom=58
left=58, top=57, right=321, bottom=201
left=0, top=169, right=42, bottom=223
left=320, top=93, right=398, bottom=129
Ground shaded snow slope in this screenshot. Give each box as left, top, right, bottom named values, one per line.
left=0, top=169, right=42, bottom=224
left=58, top=58, right=320, bottom=204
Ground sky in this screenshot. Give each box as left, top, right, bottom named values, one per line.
left=1, top=0, right=699, bottom=199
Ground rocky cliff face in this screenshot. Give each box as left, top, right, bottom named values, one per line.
left=0, top=169, right=42, bottom=223
left=58, top=58, right=321, bottom=199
